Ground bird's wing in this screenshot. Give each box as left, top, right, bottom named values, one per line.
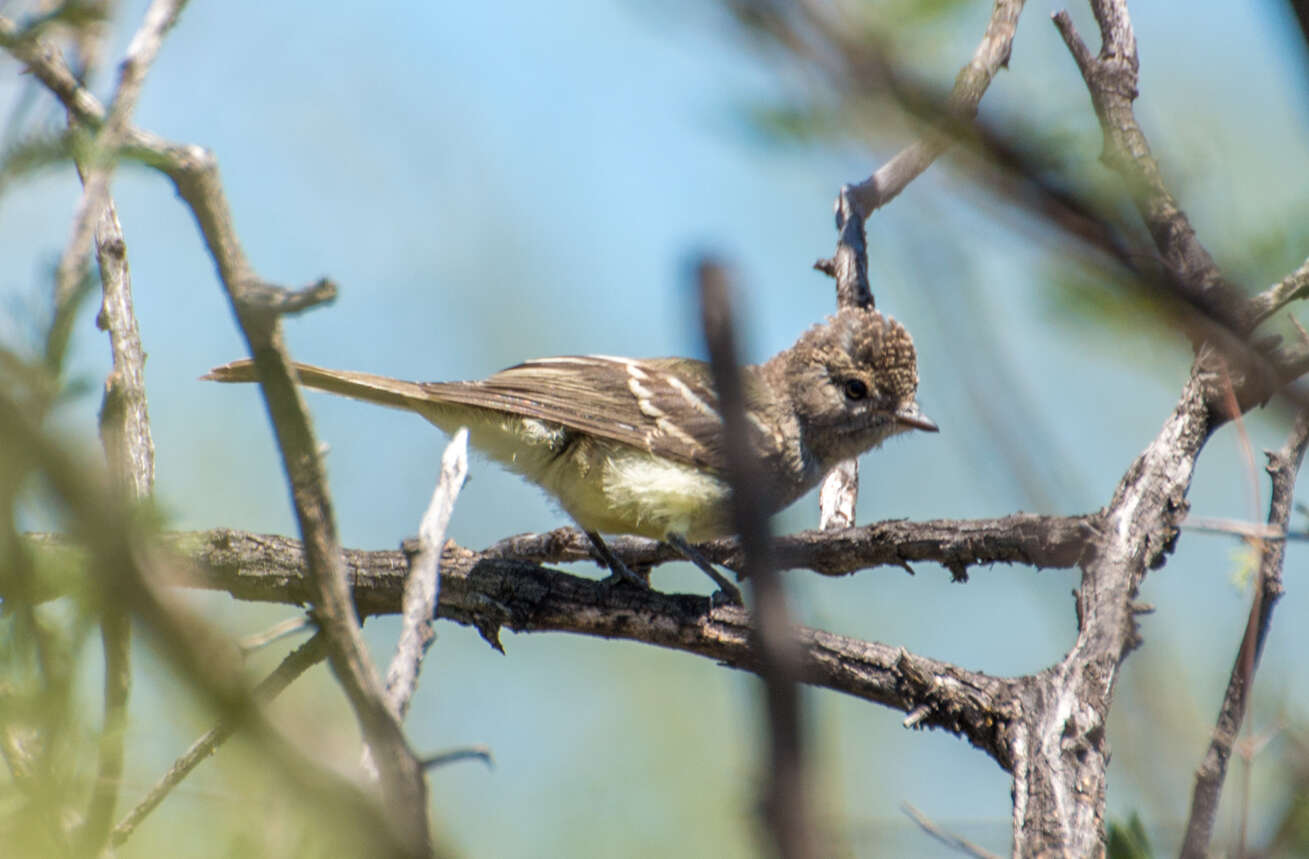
left=421, top=356, right=773, bottom=470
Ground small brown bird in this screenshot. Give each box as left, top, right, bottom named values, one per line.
left=205, top=306, right=936, bottom=602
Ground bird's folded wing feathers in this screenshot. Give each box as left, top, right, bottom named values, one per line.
left=420, top=356, right=774, bottom=471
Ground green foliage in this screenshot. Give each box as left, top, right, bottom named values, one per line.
left=1106, top=812, right=1154, bottom=859
left=0, top=131, right=74, bottom=195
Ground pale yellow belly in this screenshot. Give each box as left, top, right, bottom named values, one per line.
left=417, top=405, right=732, bottom=540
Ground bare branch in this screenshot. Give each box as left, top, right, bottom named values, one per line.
left=0, top=391, right=417, bottom=857
left=239, top=616, right=314, bottom=653
left=58, top=6, right=170, bottom=849
left=848, top=0, right=1027, bottom=215
left=1051, top=5, right=1243, bottom=332
left=0, top=21, right=432, bottom=854
left=810, top=0, right=1028, bottom=533
left=238, top=277, right=339, bottom=318
left=1248, top=255, right=1309, bottom=329
left=110, top=634, right=329, bottom=848
left=58, top=528, right=1022, bottom=765
left=901, top=802, right=1003, bottom=859
left=817, top=458, right=857, bottom=530
left=363, top=429, right=468, bottom=779
left=700, top=260, right=815, bottom=857
left=52, top=0, right=186, bottom=319
left=1179, top=412, right=1309, bottom=858
left=93, top=201, right=153, bottom=499
left=482, top=513, right=1096, bottom=580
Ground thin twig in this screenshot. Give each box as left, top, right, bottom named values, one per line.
left=1249, top=255, right=1309, bottom=328
left=699, top=260, right=815, bottom=858
left=1178, top=411, right=1309, bottom=858
left=1179, top=517, right=1284, bottom=540
left=420, top=746, right=494, bottom=772
left=363, top=430, right=468, bottom=778
left=901, top=802, right=1002, bottom=859
left=110, top=633, right=329, bottom=847
left=238, top=616, right=313, bottom=653
left=847, top=0, right=1027, bottom=215
left=384, top=428, right=468, bottom=721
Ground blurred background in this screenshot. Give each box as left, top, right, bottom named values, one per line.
left=3, top=0, right=1309, bottom=855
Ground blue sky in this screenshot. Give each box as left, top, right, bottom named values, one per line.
left=3, top=0, right=1308, bottom=854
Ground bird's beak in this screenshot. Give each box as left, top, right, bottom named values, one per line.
left=896, top=403, right=939, bottom=433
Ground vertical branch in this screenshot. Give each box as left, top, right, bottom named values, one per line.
left=44, top=5, right=170, bottom=850
left=364, top=430, right=469, bottom=778
left=815, top=187, right=868, bottom=531
left=1178, top=412, right=1309, bottom=858
left=811, top=0, right=1027, bottom=530
left=81, top=195, right=150, bottom=859
left=52, top=0, right=187, bottom=314
left=383, top=429, right=468, bottom=721
left=699, top=260, right=815, bottom=859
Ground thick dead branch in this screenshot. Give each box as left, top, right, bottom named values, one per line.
left=999, top=3, right=1309, bottom=854
left=67, top=528, right=1022, bottom=765
left=482, top=513, right=1096, bottom=580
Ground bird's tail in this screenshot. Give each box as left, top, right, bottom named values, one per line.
left=202, top=359, right=436, bottom=413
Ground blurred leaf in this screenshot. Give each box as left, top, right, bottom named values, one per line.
left=1106, top=812, right=1154, bottom=859
left=0, top=131, right=73, bottom=196
left=1042, top=261, right=1179, bottom=338
left=742, top=101, right=846, bottom=144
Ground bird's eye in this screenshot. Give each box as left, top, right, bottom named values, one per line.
left=843, top=378, right=868, bottom=400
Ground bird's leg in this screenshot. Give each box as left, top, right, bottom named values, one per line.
left=584, top=530, right=649, bottom=590
left=665, top=533, right=743, bottom=607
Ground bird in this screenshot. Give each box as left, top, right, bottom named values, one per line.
left=203, top=305, right=936, bottom=604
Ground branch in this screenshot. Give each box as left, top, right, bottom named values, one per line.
left=1248, top=255, right=1309, bottom=329
left=902, top=802, right=1003, bottom=859
left=700, top=261, right=815, bottom=857
left=60, top=528, right=1022, bottom=766
left=110, top=633, right=328, bottom=848
left=811, top=0, right=1028, bottom=530
left=847, top=0, right=1027, bottom=215
left=51, top=0, right=186, bottom=319
left=0, top=21, right=431, bottom=854
left=1051, top=5, right=1244, bottom=332
left=481, top=513, right=1096, bottom=580
left=50, top=5, right=170, bottom=851
left=0, top=392, right=416, bottom=857
left=1001, top=4, right=1297, bottom=852
left=382, top=429, right=467, bottom=722
left=1178, top=412, right=1309, bottom=858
